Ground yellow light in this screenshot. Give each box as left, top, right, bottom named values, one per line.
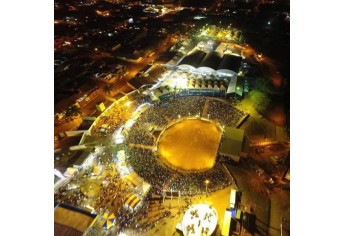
left=125, top=101, right=131, bottom=107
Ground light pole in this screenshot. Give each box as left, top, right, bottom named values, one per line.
left=236, top=86, right=241, bottom=100
left=205, top=180, right=210, bottom=197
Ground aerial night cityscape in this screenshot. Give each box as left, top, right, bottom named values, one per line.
left=54, top=0, right=290, bottom=235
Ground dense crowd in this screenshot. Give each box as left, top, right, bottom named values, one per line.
left=124, top=96, right=246, bottom=148
left=126, top=96, right=207, bottom=146
left=160, top=96, right=206, bottom=118
left=54, top=176, right=86, bottom=206
left=55, top=94, right=246, bottom=235
left=91, top=105, right=133, bottom=136
left=169, top=166, right=230, bottom=195
left=54, top=164, right=138, bottom=225
left=127, top=145, right=230, bottom=195
left=127, top=124, right=155, bottom=146
left=92, top=175, right=132, bottom=214
left=91, top=96, right=148, bottom=136
left=127, top=147, right=173, bottom=189
left=123, top=96, right=245, bottom=194
left=207, top=99, right=246, bottom=126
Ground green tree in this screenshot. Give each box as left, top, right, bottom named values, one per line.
left=255, top=77, right=278, bottom=95
left=65, top=105, right=81, bottom=118
left=238, top=33, right=244, bottom=43
left=249, top=90, right=271, bottom=113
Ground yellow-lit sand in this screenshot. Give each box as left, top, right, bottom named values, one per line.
left=157, top=119, right=222, bottom=171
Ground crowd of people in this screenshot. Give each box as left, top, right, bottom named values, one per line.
left=91, top=105, right=132, bottom=136
left=56, top=94, right=244, bottom=203
left=122, top=96, right=245, bottom=195
left=160, top=96, right=206, bottom=118
left=169, top=166, right=230, bottom=195
left=207, top=98, right=246, bottom=127
left=54, top=175, right=85, bottom=206
left=54, top=160, right=142, bottom=234
left=91, top=96, right=147, bottom=137
left=126, top=122, right=156, bottom=146
left=125, top=96, right=207, bottom=146
left=126, top=147, right=173, bottom=189
left=126, top=145, right=230, bottom=195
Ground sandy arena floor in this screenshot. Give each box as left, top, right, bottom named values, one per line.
left=157, top=119, right=222, bottom=171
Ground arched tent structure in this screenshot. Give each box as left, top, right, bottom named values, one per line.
left=178, top=50, right=242, bottom=76
left=217, top=54, right=242, bottom=75
left=178, top=49, right=206, bottom=69
left=199, top=51, right=222, bottom=71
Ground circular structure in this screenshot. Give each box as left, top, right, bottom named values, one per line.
left=157, top=119, right=222, bottom=171
left=181, top=204, right=218, bottom=236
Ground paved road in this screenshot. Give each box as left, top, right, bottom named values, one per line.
left=269, top=188, right=290, bottom=236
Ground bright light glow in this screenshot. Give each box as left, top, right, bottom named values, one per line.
left=116, top=150, right=131, bottom=176
left=194, top=16, right=206, bottom=20
left=174, top=77, right=187, bottom=89
left=125, top=101, right=131, bottom=107
left=113, top=126, right=124, bottom=144
left=85, top=205, right=95, bottom=212
left=133, top=103, right=151, bottom=115
left=124, top=119, right=135, bottom=129
left=54, top=169, right=66, bottom=179
left=81, top=152, right=96, bottom=169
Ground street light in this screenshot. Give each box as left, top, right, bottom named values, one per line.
left=205, top=179, right=210, bottom=196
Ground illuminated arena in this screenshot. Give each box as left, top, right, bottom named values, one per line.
left=124, top=96, right=247, bottom=194
left=157, top=119, right=222, bottom=171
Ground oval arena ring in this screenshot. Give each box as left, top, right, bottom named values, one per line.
left=157, top=118, right=222, bottom=171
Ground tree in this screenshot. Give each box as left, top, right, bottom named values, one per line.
left=103, top=84, right=126, bottom=96
left=249, top=90, right=271, bottom=113
left=238, top=33, right=244, bottom=43
left=103, top=84, right=114, bottom=96
left=255, top=77, right=279, bottom=95
left=65, top=105, right=81, bottom=118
